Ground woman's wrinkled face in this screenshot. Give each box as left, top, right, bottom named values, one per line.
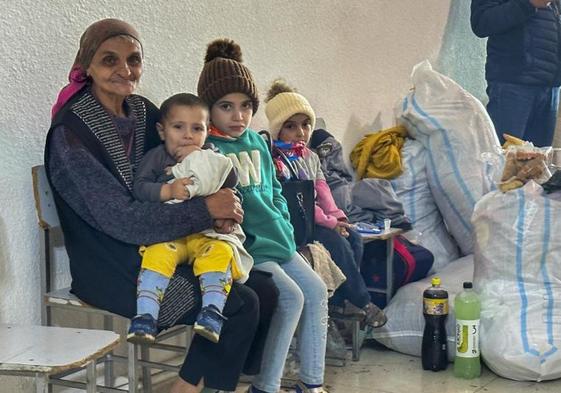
left=87, top=35, right=142, bottom=100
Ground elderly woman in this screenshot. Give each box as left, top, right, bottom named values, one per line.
left=45, top=19, right=274, bottom=393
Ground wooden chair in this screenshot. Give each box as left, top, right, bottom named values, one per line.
left=32, top=165, right=189, bottom=392
left=0, top=324, right=119, bottom=392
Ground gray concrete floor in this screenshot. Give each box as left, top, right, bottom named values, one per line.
left=149, top=342, right=561, bottom=393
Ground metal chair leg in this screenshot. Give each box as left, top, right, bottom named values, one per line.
left=35, top=374, right=48, bottom=393
left=86, top=360, right=97, bottom=393
left=103, top=315, right=115, bottom=387
left=141, top=345, right=152, bottom=392
left=352, top=320, right=361, bottom=361
left=128, top=342, right=139, bottom=393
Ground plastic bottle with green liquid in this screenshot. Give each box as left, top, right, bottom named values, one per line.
left=454, top=281, right=481, bottom=378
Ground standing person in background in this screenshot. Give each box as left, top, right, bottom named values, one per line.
left=471, top=0, right=561, bottom=147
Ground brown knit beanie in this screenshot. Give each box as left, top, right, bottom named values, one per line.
left=197, top=39, right=259, bottom=114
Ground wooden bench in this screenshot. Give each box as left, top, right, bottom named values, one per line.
left=32, top=165, right=189, bottom=392
left=0, top=324, right=119, bottom=392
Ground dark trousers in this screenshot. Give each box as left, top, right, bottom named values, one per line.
left=179, top=281, right=259, bottom=390
left=242, top=270, right=279, bottom=375
left=179, top=270, right=278, bottom=389
left=313, top=225, right=370, bottom=309
left=486, top=81, right=559, bottom=147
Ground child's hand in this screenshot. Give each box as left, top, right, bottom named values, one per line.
left=334, top=221, right=351, bottom=238
left=160, top=178, right=192, bottom=201
left=171, top=178, right=191, bottom=200
left=214, top=218, right=236, bottom=234
left=174, top=145, right=202, bottom=162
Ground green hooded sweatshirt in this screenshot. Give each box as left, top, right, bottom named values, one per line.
left=207, top=128, right=296, bottom=264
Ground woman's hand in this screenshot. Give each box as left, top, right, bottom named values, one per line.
left=214, top=218, right=236, bottom=234
left=205, top=188, right=244, bottom=223
left=530, top=0, right=552, bottom=8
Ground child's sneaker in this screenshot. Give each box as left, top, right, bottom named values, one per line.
left=328, top=301, right=366, bottom=320
left=193, top=305, right=227, bottom=343
left=127, top=314, right=158, bottom=344
left=362, top=302, right=387, bottom=328
left=295, top=381, right=329, bottom=393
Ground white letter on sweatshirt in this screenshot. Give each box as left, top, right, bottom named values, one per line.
left=227, top=150, right=261, bottom=186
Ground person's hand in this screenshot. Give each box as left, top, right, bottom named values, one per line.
left=160, top=178, right=192, bottom=201
left=205, top=188, right=244, bottom=223
left=334, top=220, right=351, bottom=238
left=174, top=145, right=202, bottom=162
left=214, top=218, right=236, bottom=234
left=530, top=0, right=551, bottom=8
left=170, top=178, right=191, bottom=200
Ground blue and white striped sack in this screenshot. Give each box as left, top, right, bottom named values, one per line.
left=391, top=138, right=459, bottom=273
left=395, top=60, right=501, bottom=255
left=473, top=181, right=561, bottom=381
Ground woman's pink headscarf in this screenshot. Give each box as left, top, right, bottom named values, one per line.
left=51, top=18, right=142, bottom=118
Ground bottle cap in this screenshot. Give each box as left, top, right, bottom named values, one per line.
left=463, top=282, right=473, bottom=289
left=431, top=277, right=441, bottom=286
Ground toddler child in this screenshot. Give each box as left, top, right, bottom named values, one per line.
left=128, top=93, right=253, bottom=344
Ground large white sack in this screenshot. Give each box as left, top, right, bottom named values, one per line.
left=473, top=182, right=561, bottom=381
left=371, top=255, right=473, bottom=360
left=396, top=60, right=501, bottom=255
left=391, top=138, right=459, bottom=272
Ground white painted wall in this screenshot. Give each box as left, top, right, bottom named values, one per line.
left=0, top=0, right=462, bottom=390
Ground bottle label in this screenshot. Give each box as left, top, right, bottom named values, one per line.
left=423, top=298, right=448, bottom=315
left=456, top=319, right=480, bottom=358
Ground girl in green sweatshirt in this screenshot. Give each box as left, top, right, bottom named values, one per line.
left=194, top=39, right=329, bottom=393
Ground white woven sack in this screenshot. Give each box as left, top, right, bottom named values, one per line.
left=396, top=60, right=501, bottom=255
left=473, top=181, right=561, bottom=381
left=391, top=138, right=459, bottom=273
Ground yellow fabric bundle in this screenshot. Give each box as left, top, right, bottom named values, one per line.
left=350, top=125, right=408, bottom=180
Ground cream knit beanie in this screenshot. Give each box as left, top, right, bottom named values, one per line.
left=265, top=80, right=316, bottom=140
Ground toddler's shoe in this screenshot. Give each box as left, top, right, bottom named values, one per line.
left=127, top=314, right=158, bottom=344
left=194, top=305, right=227, bottom=343
left=362, top=302, right=388, bottom=328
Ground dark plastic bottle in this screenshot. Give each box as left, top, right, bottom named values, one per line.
left=422, top=277, right=449, bottom=371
